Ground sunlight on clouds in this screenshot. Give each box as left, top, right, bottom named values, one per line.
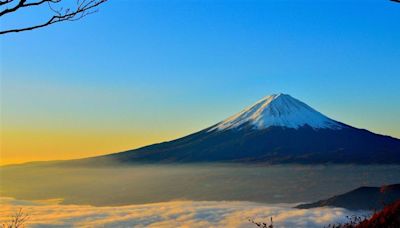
left=0, top=197, right=367, bottom=228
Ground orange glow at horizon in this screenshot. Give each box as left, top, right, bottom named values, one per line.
left=0, top=128, right=184, bottom=166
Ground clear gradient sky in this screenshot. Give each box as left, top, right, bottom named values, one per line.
left=1, top=0, right=399, bottom=165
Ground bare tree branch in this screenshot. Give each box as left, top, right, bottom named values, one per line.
left=0, top=0, right=13, bottom=6
left=0, top=0, right=26, bottom=17
left=0, top=0, right=107, bottom=35
left=0, top=0, right=61, bottom=17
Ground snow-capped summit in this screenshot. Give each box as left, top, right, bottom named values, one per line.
left=210, top=93, right=343, bottom=131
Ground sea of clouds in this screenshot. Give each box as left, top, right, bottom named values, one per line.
left=0, top=197, right=367, bottom=228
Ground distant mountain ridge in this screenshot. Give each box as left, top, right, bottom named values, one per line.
left=296, top=184, right=400, bottom=210
left=75, top=93, right=400, bottom=165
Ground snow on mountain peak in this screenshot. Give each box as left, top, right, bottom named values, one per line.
left=209, top=93, right=343, bottom=131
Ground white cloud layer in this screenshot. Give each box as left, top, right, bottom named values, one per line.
left=0, top=197, right=366, bottom=228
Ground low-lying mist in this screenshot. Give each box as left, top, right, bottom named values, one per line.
left=1, top=164, right=400, bottom=206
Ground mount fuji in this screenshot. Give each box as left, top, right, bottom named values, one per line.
left=84, top=93, right=400, bottom=164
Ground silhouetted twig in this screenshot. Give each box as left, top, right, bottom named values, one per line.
left=249, top=217, right=274, bottom=228
left=2, top=208, right=29, bottom=228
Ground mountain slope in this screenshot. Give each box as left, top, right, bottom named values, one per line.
left=77, top=93, right=400, bottom=165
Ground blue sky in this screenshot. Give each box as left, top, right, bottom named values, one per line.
left=1, top=0, right=399, bottom=163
